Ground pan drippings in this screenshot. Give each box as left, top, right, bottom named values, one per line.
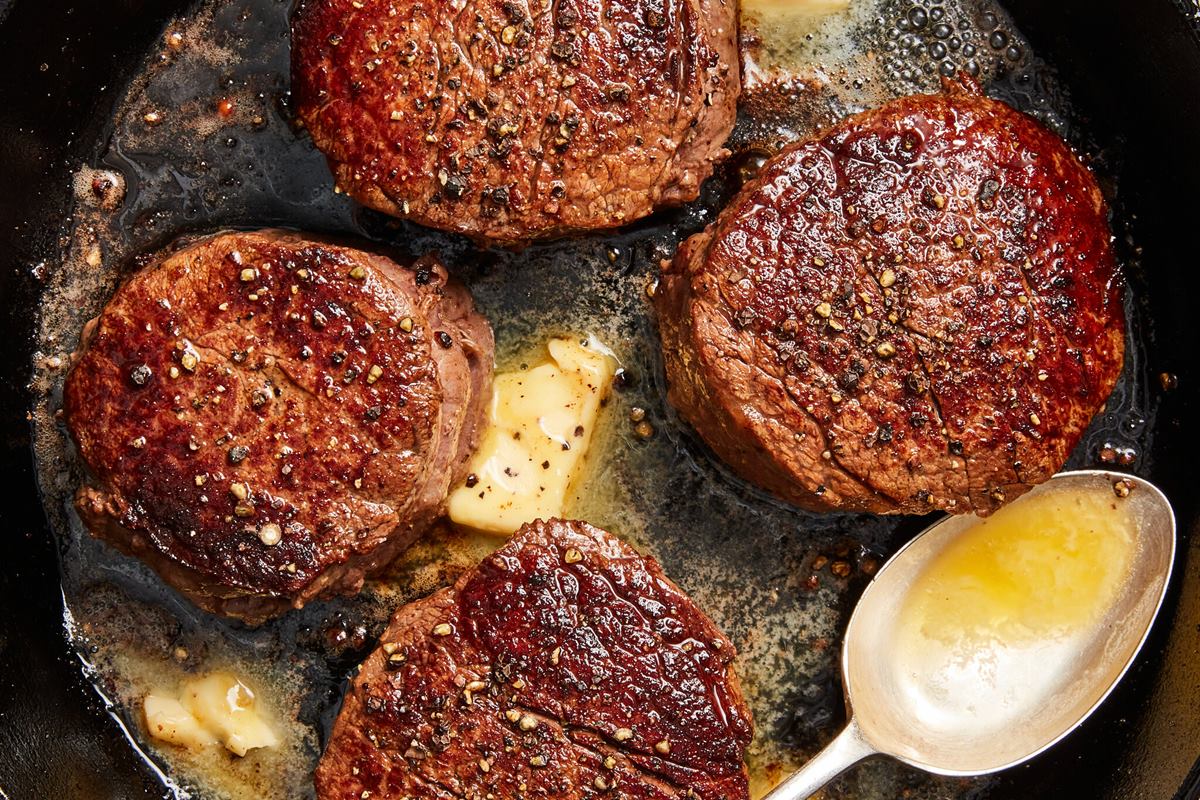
left=28, top=1, right=1155, bottom=799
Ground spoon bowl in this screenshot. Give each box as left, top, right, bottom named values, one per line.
left=767, top=470, right=1176, bottom=799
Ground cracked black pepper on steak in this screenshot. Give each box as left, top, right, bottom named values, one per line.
left=316, top=518, right=753, bottom=800
left=290, top=0, right=741, bottom=246
left=655, top=78, right=1125, bottom=516
left=64, top=230, right=493, bottom=623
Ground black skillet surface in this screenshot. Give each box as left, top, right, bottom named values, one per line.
left=2, top=0, right=1200, bottom=798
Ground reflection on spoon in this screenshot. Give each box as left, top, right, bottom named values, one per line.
left=765, top=470, right=1176, bottom=799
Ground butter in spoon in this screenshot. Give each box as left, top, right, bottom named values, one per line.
left=765, top=469, right=1176, bottom=799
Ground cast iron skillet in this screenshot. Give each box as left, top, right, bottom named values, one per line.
left=1, top=0, right=1198, bottom=797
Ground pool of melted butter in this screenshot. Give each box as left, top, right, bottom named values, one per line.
left=28, top=1, right=1156, bottom=799
left=901, top=488, right=1137, bottom=645
left=887, top=485, right=1140, bottom=744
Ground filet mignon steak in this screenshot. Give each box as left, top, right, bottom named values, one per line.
left=64, top=230, right=494, bottom=623
left=316, top=518, right=753, bottom=800
left=656, top=78, right=1125, bottom=515
left=291, top=0, right=740, bottom=246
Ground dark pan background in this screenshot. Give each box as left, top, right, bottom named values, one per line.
left=1, top=0, right=1198, bottom=798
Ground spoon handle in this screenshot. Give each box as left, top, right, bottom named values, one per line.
left=762, top=718, right=878, bottom=800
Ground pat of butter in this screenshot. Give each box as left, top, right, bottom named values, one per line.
left=448, top=337, right=617, bottom=535
left=143, top=694, right=218, bottom=751
left=144, top=672, right=279, bottom=757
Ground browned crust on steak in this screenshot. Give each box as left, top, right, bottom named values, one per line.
left=65, top=231, right=493, bottom=622
left=291, top=0, right=740, bottom=246
left=656, top=78, right=1125, bottom=515
left=316, top=518, right=752, bottom=800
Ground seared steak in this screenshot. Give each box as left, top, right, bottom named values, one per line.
left=656, top=78, right=1124, bottom=515
left=291, top=0, right=740, bottom=246
left=316, top=518, right=752, bottom=800
left=65, top=230, right=493, bottom=623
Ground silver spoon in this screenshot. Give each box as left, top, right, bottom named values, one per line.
left=766, top=469, right=1176, bottom=800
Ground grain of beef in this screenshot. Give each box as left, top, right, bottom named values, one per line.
left=291, top=0, right=740, bottom=246
left=64, top=231, right=493, bottom=622
left=316, top=518, right=752, bottom=800
left=656, top=77, right=1124, bottom=515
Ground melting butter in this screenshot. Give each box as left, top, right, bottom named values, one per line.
left=144, top=672, right=279, bottom=757
left=901, top=487, right=1136, bottom=645
left=448, top=337, right=617, bottom=535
